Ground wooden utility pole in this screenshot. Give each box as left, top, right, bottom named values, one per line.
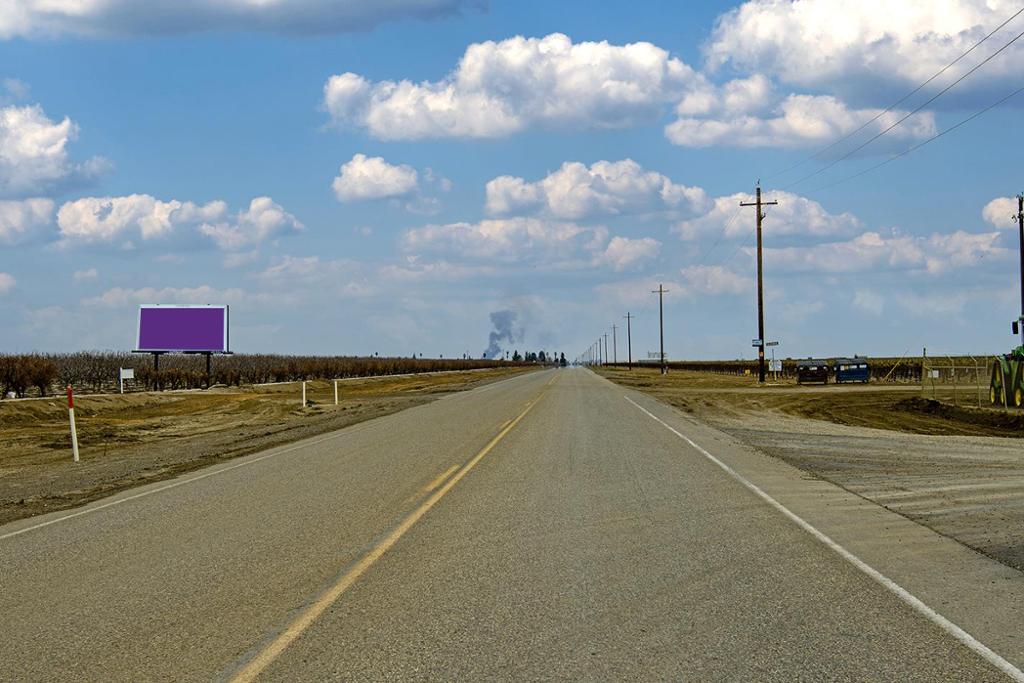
left=611, top=324, right=618, bottom=365
left=602, top=333, right=609, bottom=366
left=741, top=184, right=778, bottom=383
left=651, top=284, right=668, bottom=374
left=1017, top=194, right=1024, bottom=348
left=624, top=312, right=634, bottom=370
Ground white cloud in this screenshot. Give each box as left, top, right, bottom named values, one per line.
left=0, top=197, right=53, bottom=244
left=82, top=285, right=246, bottom=308
left=761, top=229, right=1007, bottom=275
left=666, top=93, right=935, bottom=149
left=402, top=217, right=609, bottom=263
left=852, top=289, right=885, bottom=316
left=0, top=104, right=107, bottom=197
left=332, top=153, right=419, bottom=202
left=197, top=197, right=304, bottom=250
left=72, top=267, right=98, bottom=281
left=675, top=190, right=861, bottom=240
left=0, top=0, right=475, bottom=38
left=679, top=264, right=752, bottom=295
left=0, top=271, right=14, bottom=295
left=982, top=196, right=1018, bottom=228
left=486, top=159, right=708, bottom=219
left=56, top=194, right=301, bottom=251
left=324, top=33, right=702, bottom=139
left=597, top=236, right=661, bottom=271
left=705, top=0, right=1024, bottom=103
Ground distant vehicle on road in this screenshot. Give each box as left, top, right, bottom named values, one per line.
left=834, top=357, right=870, bottom=384
left=796, top=359, right=831, bottom=384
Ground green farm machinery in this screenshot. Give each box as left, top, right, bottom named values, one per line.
left=990, top=344, right=1024, bottom=408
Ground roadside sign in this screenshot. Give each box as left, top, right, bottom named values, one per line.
left=766, top=341, right=779, bottom=347
left=119, top=367, right=135, bottom=394
left=751, top=339, right=762, bottom=347
left=769, top=360, right=782, bottom=372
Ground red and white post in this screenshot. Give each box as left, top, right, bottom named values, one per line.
left=67, top=385, right=80, bottom=463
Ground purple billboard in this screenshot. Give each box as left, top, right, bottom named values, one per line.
left=135, top=305, right=230, bottom=353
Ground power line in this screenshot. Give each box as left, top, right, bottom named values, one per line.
left=784, top=25, right=1024, bottom=191
left=692, top=205, right=743, bottom=267
left=807, top=81, right=1024, bottom=194
left=767, top=5, right=1024, bottom=181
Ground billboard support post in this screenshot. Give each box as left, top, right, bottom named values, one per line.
left=67, top=385, right=80, bottom=463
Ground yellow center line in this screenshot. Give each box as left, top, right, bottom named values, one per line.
left=423, top=464, right=460, bottom=493
left=229, top=385, right=549, bottom=683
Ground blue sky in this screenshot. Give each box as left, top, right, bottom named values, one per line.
left=2, top=0, right=1023, bottom=361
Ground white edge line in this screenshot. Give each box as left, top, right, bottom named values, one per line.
left=623, top=394, right=1024, bottom=683
left=0, top=370, right=543, bottom=543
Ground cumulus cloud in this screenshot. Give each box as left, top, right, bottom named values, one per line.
left=666, top=93, right=935, bottom=149
left=72, top=267, right=98, bottom=281
left=0, top=104, right=107, bottom=197
left=679, top=264, right=752, bottom=296
left=760, top=229, right=1007, bottom=275
left=0, top=0, right=476, bottom=38
left=332, top=153, right=419, bottom=202
left=705, top=0, right=1024, bottom=103
left=56, top=194, right=302, bottom=250
left=0, top=271, right=13, bottom=295
left=0, top=197, right=54, bottom=244
left=674, top=190, right=861, bottom=240
left=402, top=217, right=609, bottom=263
left=486, top=159, right=708, bottom=219
left=852, top=289, right=885, bottom=315
left=82, top=285, right=247, bottom=308
left=982, top=196, right=1018, bottom=228
left=324, top=33, right=702, bottom=139
left=596, top=236, right=661, bottom=271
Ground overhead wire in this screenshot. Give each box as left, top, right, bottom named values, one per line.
left=806, top=81, right=1024, bottom=194
left=765, top=5, right=1024, bottom=181
left=783, top=24, right=1024, bottom=190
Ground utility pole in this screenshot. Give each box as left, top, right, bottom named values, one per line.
left=602, top=333, right=609, bottom=366
left=740, top=183, right=778, bottom=383
left=651, top=284, right=668, bottom=374
left=624, top=312, right=634, bottom=370
left=1017, top=194, right=1024, bottom=348
left=611, top=324, right=618, bottom=365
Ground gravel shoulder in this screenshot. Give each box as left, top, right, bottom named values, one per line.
left=599, top=367, right=1024, bottom=572
left=0, top=367, right=536, bottom=525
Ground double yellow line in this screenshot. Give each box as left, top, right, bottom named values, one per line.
left=230, top=372, right=556, bottom=682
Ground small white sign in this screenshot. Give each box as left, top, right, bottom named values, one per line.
left=929, top=369, right=940, bottom=379
left=751, top=339, right=763, bottom=347
left=769, top=360, right=782, bottom=372
left=120, top=368, right=135, bottom=380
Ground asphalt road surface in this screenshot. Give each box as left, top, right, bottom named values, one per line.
left=2, top=368, right=1022, bottom=681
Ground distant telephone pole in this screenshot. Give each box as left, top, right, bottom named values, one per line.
left=602, top=333, right=609, bottom=367
left=611, top=324, right=618, bottom=365
left=624, top=312, right=634, bottom=370
left=741, top=183, right=778, bottom=383
left=651, top=284, right=668, bottom=374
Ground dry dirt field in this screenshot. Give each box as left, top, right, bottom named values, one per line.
left=0, top=367, right=535, bottom=525
left=599, top=367, right=1024, bottom=572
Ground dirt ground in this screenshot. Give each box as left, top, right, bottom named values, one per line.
left=0, top=367, right=535, bottom=526
left=599, top=367, right=1024, bottom=572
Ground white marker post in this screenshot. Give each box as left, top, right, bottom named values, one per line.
left=119, top=367, right=134, bottom=394
left=67, top=385, right=80, bottom=463
left=334, top=380, right=339, bottom=406
left=302, top=381, right=307, bottom=407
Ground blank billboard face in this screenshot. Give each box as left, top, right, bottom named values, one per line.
left=136, top=305, right=229, bottom=353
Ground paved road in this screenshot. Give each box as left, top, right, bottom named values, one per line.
left=1, top=368, right=1020, bottom=681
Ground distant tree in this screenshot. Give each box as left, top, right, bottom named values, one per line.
left=560, top=352, right=567, bottom=367
left=538, top=350, right=547, bottom=363
left=513, top=350, right=523, bottom=362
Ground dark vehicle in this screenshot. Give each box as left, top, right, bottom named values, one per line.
left=834, top=357, right=870, bottom=384
left=796, top=359, right=831, bottom=384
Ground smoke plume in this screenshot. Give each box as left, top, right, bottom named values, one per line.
left=483, top=309, right=517, bottom=359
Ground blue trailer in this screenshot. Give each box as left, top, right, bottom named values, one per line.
left=834, top=357, right=870, bottom=384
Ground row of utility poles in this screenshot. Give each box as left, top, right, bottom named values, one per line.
left=576, top=283, right=670, bottom=374
left=577, top=183, right=777, bottom=381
